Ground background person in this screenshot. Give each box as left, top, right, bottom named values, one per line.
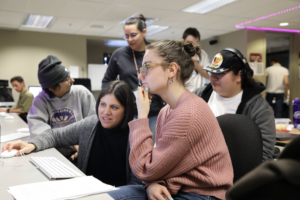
left=101, top=14, right=165, bottom=142
left=266, top=56, right=289, bottom=118
left=0, top=76, right=33, bottom=123
left=194, top=48, right=276, bottom=162
left=108, top=40, right=233, bottom=200
left=3, top=81, right=140, bottom=187
left=27, top=55, right=96, bottom=159
left=182, top=27, right=210, bottom=92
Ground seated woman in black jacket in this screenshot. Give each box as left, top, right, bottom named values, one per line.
left=3, top=80, right=141, bottom=186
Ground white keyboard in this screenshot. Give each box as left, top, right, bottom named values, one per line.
left=31, top=157, right=82, bottom=179
left=1, top=132, right=30, bottom=142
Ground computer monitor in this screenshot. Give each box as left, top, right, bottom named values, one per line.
left=0, top=88, right=15, bottom=107
left=73, top=78, right=92, bottom=92
left=28, top=86, right=43, bottom=98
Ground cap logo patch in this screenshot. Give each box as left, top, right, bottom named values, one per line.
left=211, top=53, right=223, bottom=68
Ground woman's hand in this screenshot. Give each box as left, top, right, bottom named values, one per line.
left=136, top=87, right=151, bottom=119
left=2, top=140, right=36, bottom=156
left=146, top=183, right=173, bottom=200
left=70, top=145, right=79, bottom=160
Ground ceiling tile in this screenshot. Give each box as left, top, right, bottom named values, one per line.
left=95, top=5, right=142, bottom=21
left=26, top=0, right=69, bottom=16
left=139, top=9, right=175, bottom=19
left=59, top=0, right=110, bottom=19
left=177, top=14, right=226, bottom=28
left=149, top=0, right=200, bottom=11
left=116, top=0, right=155, bottom=7
left=153, top=12, right=200, bottom=26
left=239, top=0, right=300, bottom=19
left=0, top=0, right=29, bottom=13
left=50, top=18, right=89, bottom=30
left=79, top=0, right=116, bottom=3
left=80, top=20, right=115, bottom=32
left=208, top=0, right=278, bottom=17
left=0, top=11, right=25, bottom=26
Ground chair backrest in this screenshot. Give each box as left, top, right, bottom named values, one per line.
left=217, top=114, right=263, bottom=182
left=73, top=78, right=92, bottom=92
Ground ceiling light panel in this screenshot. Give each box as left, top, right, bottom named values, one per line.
left=22, top=14, right=54, bottom=28
left=147, top=25, right=169, bottom=36
left=182, top=0, right=239, bottom=14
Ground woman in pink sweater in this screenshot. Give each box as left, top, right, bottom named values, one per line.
left=108, top=40, right=233, bottom=200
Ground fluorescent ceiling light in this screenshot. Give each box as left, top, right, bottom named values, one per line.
left=104, top=40, right=128, bottom=47
left=279, top=22, right=289, bottom=26
left=182, top=0, right=239, bottom=14
left=22, top=14, right=54, bottom=28
left=147, top=25, right=169, bottom=36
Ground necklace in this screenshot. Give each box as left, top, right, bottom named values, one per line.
left=132, top=45, right=147, bottom=87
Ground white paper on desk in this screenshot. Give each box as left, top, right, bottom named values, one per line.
left=1, top=132, right=30, bottom=142
left=8, top=176, right=117, bottom=200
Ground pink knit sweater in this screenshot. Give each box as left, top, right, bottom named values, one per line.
left=129, top=90, right=233, bottom=200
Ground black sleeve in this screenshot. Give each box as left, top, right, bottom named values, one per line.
left=101, top=51, right=119, bottom=88
left=149, top=94, right=165, bottom=117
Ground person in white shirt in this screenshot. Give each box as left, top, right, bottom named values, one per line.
left=194, top=48, right=276, bottom=162
left=265, top=56, right=289, bottom=118
left=182, top=27, right=210, bottom=91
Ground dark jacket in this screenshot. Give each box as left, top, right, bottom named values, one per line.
left=101, top=46, right=164, bottom=117
left=29, top=114, right=141, bottom=185
left=194, top=83, right=276, bottom=162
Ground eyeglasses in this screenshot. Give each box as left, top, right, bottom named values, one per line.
left=140, top=63, right=170, bottom=76
left=123, top=33, right=138, bottom=40
left=207, top=71, right=229, bottom=80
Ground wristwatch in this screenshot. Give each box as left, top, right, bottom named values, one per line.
left=7, top=108, right=10, bottom=113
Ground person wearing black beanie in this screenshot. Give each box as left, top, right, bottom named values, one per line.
left=27, top=55, right=96, bottom=160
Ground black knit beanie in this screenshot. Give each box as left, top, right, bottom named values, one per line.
left=38, top=55, right=69, bottom=89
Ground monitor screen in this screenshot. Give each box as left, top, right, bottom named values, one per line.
left=28, top=86, right=42, bottom=98
left=0, top=88, right=15, bottom=106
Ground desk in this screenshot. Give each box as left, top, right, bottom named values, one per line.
left=0, top=114, right=113, bottom=200
left=276, top=128, right=300, bottom=146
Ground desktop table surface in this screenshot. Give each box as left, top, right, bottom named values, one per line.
left=0, top=113, right=114, bottom=200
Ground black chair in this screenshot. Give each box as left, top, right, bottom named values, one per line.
left=73, top=78, right=92, bottom=92
left=226, top=136, right=300, bottom=200
left=217, top=114, right=263, bottom=183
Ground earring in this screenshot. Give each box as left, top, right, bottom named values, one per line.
left=168, top=77, right=173, bottom=84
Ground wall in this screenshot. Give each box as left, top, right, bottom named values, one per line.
left=246, top=30, right=267, bottom=87
left=200, top=29, right=247, bottom=60
left=0, top=29, right=87, bottom=102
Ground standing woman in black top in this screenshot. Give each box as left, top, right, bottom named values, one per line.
left=102, top=14, right=164, bottom=141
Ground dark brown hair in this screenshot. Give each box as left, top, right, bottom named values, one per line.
left=182, top=27, right=201, bottom=41
left=125, top=14, right=149, bottom=45
left=10, top=76, right=24, bottom=84
left=96, top=80, right=134, bottom=129
left=147, top=39, right=201, bottom=86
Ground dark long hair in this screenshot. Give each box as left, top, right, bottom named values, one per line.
left=96, top=80, right=134, bottom=129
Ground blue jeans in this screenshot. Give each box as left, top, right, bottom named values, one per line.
left=266, top=93, right=284, bottom=118
left=107, top=185, right=220, bottom=200
left=134, top=115, right=157, bottom=143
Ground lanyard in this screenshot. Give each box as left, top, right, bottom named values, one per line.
left=132, top=46, right=147, bottom=87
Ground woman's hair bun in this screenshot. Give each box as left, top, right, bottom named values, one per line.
left=179, top=40, right=201, bottom=58
left=136, top=14, right=146, bottom=22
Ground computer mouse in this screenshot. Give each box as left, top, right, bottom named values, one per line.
left=16, top=128, right=29, bottom=132
left=4, top=115, right=14, bottom=119
left=0, top=112, right=8, bottom=117
left=1, top=149, right=18, bottom=158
